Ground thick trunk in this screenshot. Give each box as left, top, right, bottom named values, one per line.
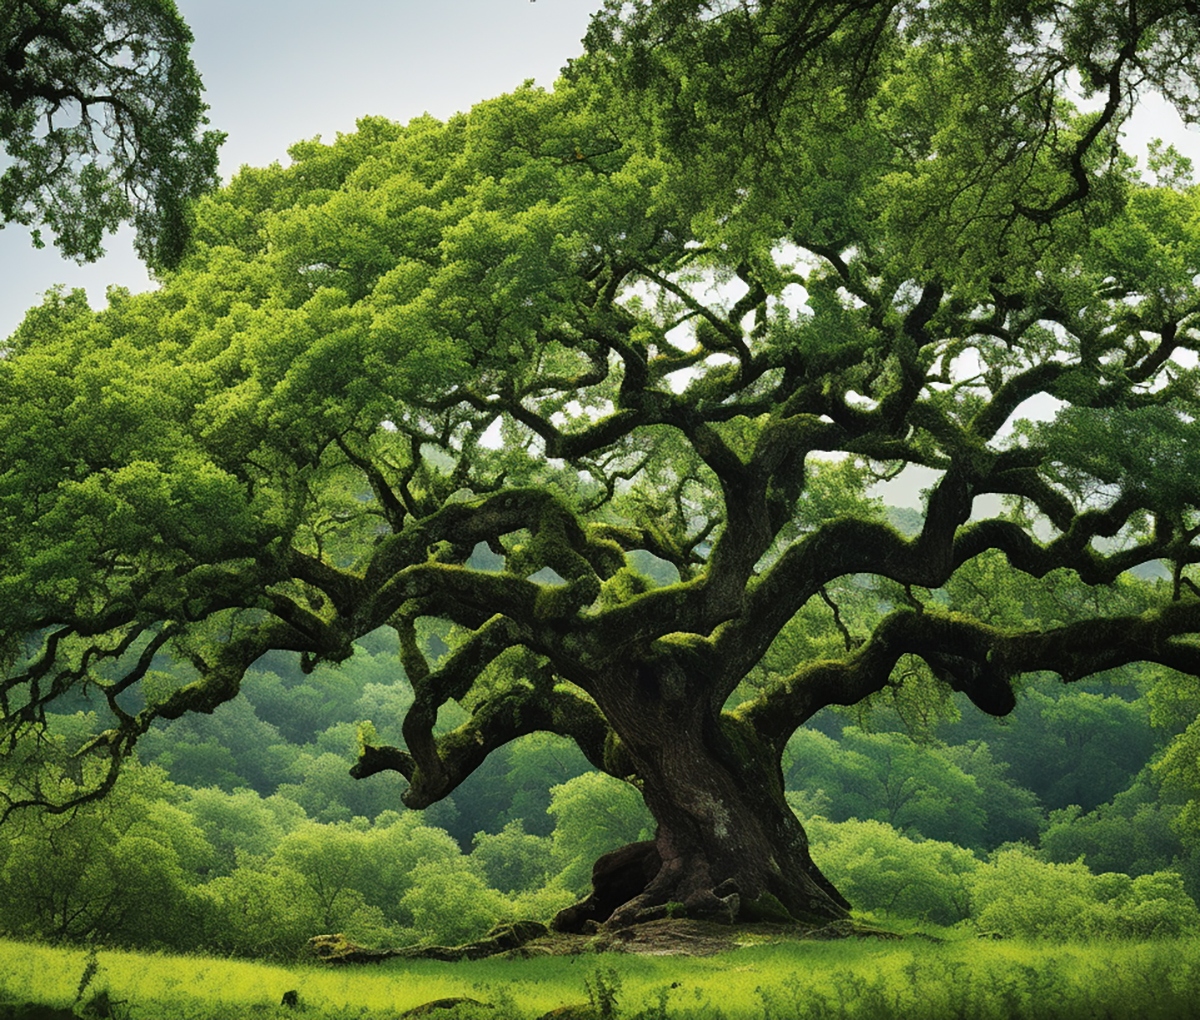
left=552, top=683, right=849, bottom=932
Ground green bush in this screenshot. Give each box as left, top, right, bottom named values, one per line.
left=547, top=772, right=654, bottom=895
left=0, top=761, right=208, bottom=950
left=970, top=847, right=1200, bottom=939
left=804, top=815, right=977, bottom=925
left=471, top=819, right=554, bottom=893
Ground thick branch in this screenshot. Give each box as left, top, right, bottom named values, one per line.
left=739, top=598, right=1200, bottom=745
left=354, top=680, right=616, bottom=807
left=721, top=463, right=976, bottom=682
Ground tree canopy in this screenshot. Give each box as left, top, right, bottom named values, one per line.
left=2, top=0, right=1200, bottom=929
left=0, top=0, right=223, bottom=266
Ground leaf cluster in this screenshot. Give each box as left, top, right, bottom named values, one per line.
left=0, top=0, right=223, bottom=266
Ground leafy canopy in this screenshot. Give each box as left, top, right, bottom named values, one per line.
left=0, top=0, right=223, bottom=266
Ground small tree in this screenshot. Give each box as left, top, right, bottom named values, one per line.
left=0, top=0, right=223, bottom=266
left=3, top=1, right=1200, bottom=930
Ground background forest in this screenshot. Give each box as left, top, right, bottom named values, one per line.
left=5, top=521, right=1199, bottom=957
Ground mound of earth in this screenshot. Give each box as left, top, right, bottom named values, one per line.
left=326, top=918, right=915, bottom=964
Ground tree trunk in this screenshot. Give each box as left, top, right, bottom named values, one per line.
left=552, top=670, right=850, bottom=932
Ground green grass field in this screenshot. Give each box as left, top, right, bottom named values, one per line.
left=2, top=935, right=1198, bottom=1020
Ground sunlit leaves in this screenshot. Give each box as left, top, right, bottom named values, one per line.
left=1092, top=182, right=1200, bottom=313
left=546, top=772, right=653, bottom=895
left=1154, top=716, right=1200, bottom=851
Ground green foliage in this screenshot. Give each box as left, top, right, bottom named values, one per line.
left=802, top=811, right=1200, bottom=939
left=496, top=733, right=592, bottom=837
left=0, top=761, right=202, bottom=948
left=194, top=810, right=530, bottom=954
left=0, top=0, right=223, bottom=265
left=471, top=820, right=554, bottom=894
left=940, top=686, right=1155, bottom=815
left=242, top=646, right=401, bottom=746
left=786, top=728, right=991, bottom=850
left=193, top=863, right=325, bottom=959
left=840, top=728, right=986, bottom=848
left=1039, top=775, right=1190, bottom=887
left=1142, top=665, right=1200, bottom=735
left=585, top=965, right=623, bottom=1020
left=804, top=816, right=976, bottom=926
left=400, top=859, right=510, bottom=947
left=179, top=785, right=303, bottom=876
left=1152, top=714, right=1200, bottom=853
left=547, top=773, right=655, bottom=895
left=5, top=0, right=1200, bottom=948
left=139, top=696, right=289, bottom=794
left=275, top=746, right=403, bottom=823
left=269, top=822, right=393, bottom=935
left=941, top=741, right=1043, bottom=850
left=1034, top=406, right=1200, bottom=515
left=972, top=847, right=1200, bottom=940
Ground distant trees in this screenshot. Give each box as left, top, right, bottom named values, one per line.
left=0, top=720, right=1198, bottom=954
left=971, top=850, right=1200, bottom=940
left=1040, top=782, right=1189, bottom=883
left=472, top=820, right=554, bottom=894
left=0, top=762, right=202, bottom=946
left=802, top=815, right=1200, bottom=938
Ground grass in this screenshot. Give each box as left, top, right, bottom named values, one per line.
left=2, top=934, right=1198, bottom=1019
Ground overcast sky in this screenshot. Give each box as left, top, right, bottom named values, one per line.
left=1, top=1, right=1198, bottom=497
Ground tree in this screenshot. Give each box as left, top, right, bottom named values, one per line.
left=472, top=819, right=554, bottom=894
left=0, top=0, right=223, bottom=266
left=970, top=847, right=1200, bottom=939
left=0, top=759, right=205, bottom=947
left=547, top=773, right=654, bottom=896
left=3, top=0, right=1200, bottom=931
left=787, top=727, right=989, bottom=849
left=801, top=816, right=977, bottom=926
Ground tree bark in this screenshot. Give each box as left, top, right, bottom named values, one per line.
left=553, top=661, right=850, bottom=931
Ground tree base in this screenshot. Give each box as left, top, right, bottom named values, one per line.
left=551, top=840, right=845, bottom=933
left=552, top=841, right=664, bottom=933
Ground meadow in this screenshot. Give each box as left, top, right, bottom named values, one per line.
left=3, top=934, right=1198, bottom=1020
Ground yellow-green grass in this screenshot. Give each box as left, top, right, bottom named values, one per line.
left=3, top=935, right=1199, bottom=1019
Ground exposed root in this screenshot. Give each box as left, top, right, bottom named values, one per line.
left=550, top=841, right=847, bottom=934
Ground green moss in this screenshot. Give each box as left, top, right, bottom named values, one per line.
left=596, top=566, right=654, bottom=609
left=741, top=892, right=795, bottom=924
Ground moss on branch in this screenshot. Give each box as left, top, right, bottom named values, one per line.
left=740, top=598, right=1200, bottom=746
left=371, top=679, right=614, bottom=808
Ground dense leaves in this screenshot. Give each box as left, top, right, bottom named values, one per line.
left=0, top=0, right=223, bottom=265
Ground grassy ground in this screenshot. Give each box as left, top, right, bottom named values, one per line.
left=2, top=934, right=1198, bottom=1019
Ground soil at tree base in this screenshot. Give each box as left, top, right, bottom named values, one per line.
left=519, top=918, right=907, bottom=957
left=344, top=918, right=912, bottom=964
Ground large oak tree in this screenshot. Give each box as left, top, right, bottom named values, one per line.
left=3, top=0, right=1200, bottom=929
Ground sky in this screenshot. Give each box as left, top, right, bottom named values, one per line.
left=1, top=3, right=1197, bottom=508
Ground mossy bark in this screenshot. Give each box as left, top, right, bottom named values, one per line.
left=553, top=664, right=849, bottom=931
